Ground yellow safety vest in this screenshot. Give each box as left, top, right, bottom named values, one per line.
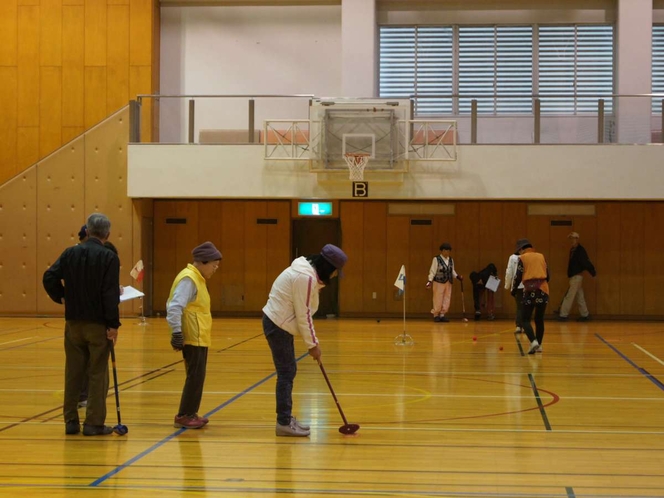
left=167, top=264, right=212, bottom=347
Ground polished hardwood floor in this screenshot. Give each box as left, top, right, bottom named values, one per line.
left=0, top=314, right=663, bottom=497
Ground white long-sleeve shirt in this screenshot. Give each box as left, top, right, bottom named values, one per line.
left=166, top=277, right=197, bottom=333
left=505, top=254, right=524, bottom=290
left=427, top=255, right=458, bottom=282
left=262, top=257, right=323, bottom=349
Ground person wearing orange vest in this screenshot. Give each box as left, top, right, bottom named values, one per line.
left=166, top=241, right=222, bottom=429
left=511, top=238, right=550, bottom=355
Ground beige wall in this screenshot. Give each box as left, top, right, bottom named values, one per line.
left=0, top=0, right=160, bottom=186
left=0, top=107, right=153, bottom=316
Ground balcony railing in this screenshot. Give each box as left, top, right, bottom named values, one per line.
left=131, top=93, right=664, bottom=146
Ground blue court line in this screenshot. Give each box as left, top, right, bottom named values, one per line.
left=528, top=373, right=552, bottom=431
left=595, top=334, right=664, bottom=392
left=89, top=351, right=310, bottom=487
left=566, top=486, right=576, bottom=497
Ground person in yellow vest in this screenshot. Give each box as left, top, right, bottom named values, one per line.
left=511, top=238, right=550, bottom=355
left=166, top=241, right=222, bottom=429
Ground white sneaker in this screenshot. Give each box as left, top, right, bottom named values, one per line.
left=536, top=345, right=543, bottom=353
left=276, top=419, right=310, bottom=437
left=528, top=340, right=540, bottom=355
left=514, top=327, right=523, bottom=336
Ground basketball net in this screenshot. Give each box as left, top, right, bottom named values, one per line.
left=343, top=153, right=370, bottom=181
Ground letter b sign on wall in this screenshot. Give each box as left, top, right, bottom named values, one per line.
left=352, top=182, right=368, bottom=198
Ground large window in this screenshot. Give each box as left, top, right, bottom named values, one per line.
left=538, top=25, right=614, bottom=113
left=653, top=25, right=664, bottom=113
left=379, top=24, right=614, bottom=116
left=379, top=26, right=453, bottom=115
left=458, top=26, right=533, bottom=114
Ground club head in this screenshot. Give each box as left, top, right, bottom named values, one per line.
left=339, top=423, right=360, bottom=435
left=113, top=424, right=129, bottom=436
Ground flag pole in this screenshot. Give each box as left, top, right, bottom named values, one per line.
left=394, top=264, right=414, bottom=346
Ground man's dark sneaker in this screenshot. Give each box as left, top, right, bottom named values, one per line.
left=82, top=424, right=114, bottom=436
left=433, top=316, right=442, bottom=322
left=557, top=316, right=569, bottom=322
left=439, top=316, right=450, bottom=322
left=576, top=315, right=591, bottom=322
left=65, top=421, right=80, bottom=435
left=474, top=312, right=481, bottom=321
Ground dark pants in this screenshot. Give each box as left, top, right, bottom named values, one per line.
left=472, top=284, right=495, bottom=316
left=514, top=289, right=524, bottom=329
left=522, top=301, right=547, bottom=345
left=63, top=321, right=110, bottom=427
left=178, top=345, right=208, bottom=416
left=263, top=314, right=296, bottom=426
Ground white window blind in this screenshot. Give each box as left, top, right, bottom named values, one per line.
left=458, top=26, right=533, bottom=114
left=652, top=25, right=664, bottom=113
left=538, top=25, right=614, bottom=114
left=379, top=26, right=453, bottom=115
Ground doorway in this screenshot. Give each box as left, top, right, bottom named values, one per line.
left=292, top=218, right=341, bottom=317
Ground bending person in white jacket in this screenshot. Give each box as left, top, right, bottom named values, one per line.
left=262, top=244, right=348, bottom=437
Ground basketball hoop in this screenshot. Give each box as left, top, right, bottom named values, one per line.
left=343, top=153, right=370, bottom=181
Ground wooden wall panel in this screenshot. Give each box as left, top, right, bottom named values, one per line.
left=385, top=215, right=409, bottom=313
left=18, top=6, right=39, bottom=129
left=84, top=0, right=107, bottom=67
left=39, top=67, right=63, bottom=157
left=0, top=170, right=37, bottom=314
left=220, top=202, right=245, bottom=311
left=644, top=203, right=664, bottom=315
left=573, top=215, right=598, bottom=315
left=18, top=127, right=39, bottom=171
left=244, top=202, right=268, bottom=311
left=265, top=201, right=291, bottom=296
left=40, top=0, right=62, bottom=67
left=84, top=67, right=107, bottom=128
left=501, top=202, right=527, bottom=318
left=62, top=126, right=84, bottom=144
left=107, top=5, right=130, bottom=114
left=479, top=202, right=504, bottom=310
left=362, top=202, right=387, bottom=313
left=0, top=1, right=18, bottom=67
left=548, top=217, right=573, bottom=312
left=620, top=203, right=645, bottom=315
left=130, top=0, right=153, bottom=66
left=454, top=202, right=480, bottom=314
left=409, top=217, right=433, bottom=315
left=339, top=202, right=364, bottom=313
left=153, top=201, right=177, bottom=312
left=36, top=136, right=85, bottom=314
left=596, top=203, right=621, bottom=315
left=0, top=68, right=19, bottom=184
left=197, top=201, right=222, bottom=311
left=62, top=5, right=85, bottom=127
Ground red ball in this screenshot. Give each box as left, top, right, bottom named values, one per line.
left=499, top=346, right=504, bottom=351
left=472, top=336, right=477, bottom=341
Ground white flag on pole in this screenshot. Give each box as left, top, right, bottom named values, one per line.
left=394, top=265, right=406, bottom=295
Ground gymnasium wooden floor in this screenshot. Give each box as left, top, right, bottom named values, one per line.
left=0, top=315, right=663, bottom=497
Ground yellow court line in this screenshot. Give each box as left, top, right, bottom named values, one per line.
left=632, top=342, right=664, bottom=366
left=0, top=336, right=35, bottom=347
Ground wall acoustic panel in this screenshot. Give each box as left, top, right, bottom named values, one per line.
left=0, top=169, right=37, bottom=314
left=36, top=136, right=85, bottom=314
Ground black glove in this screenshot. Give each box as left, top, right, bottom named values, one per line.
left=171, top=331, right=184, bottom=351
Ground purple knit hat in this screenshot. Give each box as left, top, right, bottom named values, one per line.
left=192, top=241, right=222, bottom=262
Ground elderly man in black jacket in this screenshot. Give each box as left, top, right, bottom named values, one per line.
left=558, top=232, right=596, bottom=322
left=43, top=213, right=121, bottom=436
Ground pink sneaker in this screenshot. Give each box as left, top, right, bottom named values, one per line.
left=174, top=414, right=205, bottom=429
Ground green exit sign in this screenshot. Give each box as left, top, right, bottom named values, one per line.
left=298, top=202, right=333, bottom=216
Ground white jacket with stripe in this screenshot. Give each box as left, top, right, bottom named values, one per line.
left=262, top=256, right=322, bottom=349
